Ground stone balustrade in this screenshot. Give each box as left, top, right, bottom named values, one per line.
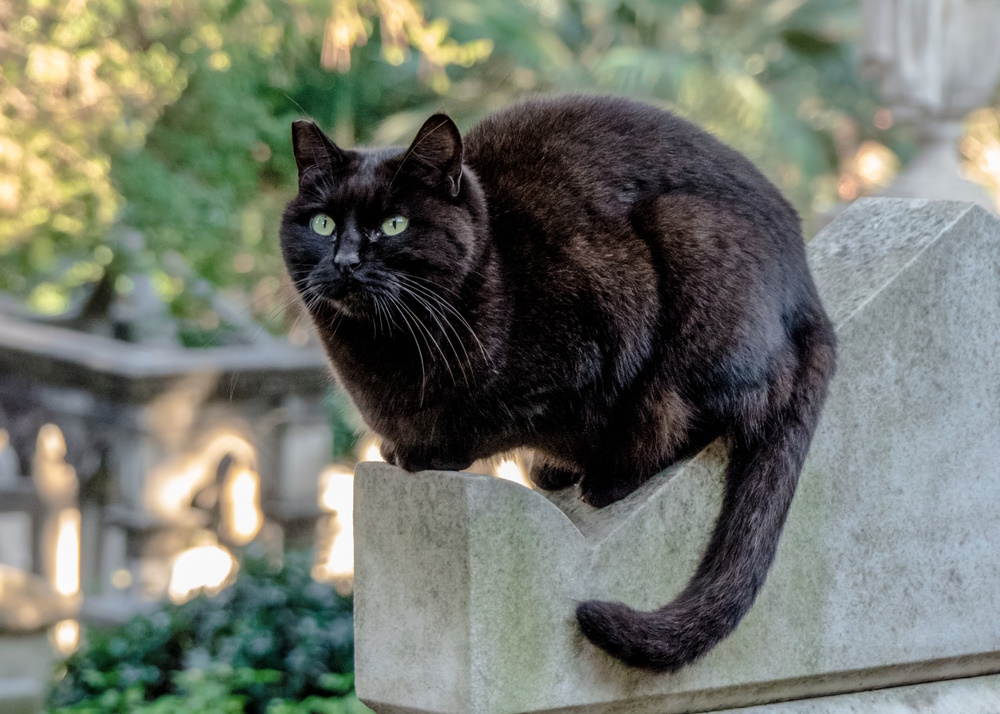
left=0, top=318, right=332, bottom=601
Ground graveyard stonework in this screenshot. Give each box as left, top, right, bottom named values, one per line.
left=0, top=323, right=331, bottom=601
left=354, top=199, right=1000, bottom=713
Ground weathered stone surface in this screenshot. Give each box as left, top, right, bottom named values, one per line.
left=354, top=199, right=1000, bottom=713
left=719, top=673, right=1000, bottom=714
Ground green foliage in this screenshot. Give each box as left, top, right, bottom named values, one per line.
left=418, top=0, right=899, bottom=229
left=47, top=553, right=366, bottom=714
left=0, top=0, right=187, bottom=302
left=3, top=0, right=902, bottom=331
left=1, top=0, right=479, bottom=325
left=49, top=667, right=371, bottom=714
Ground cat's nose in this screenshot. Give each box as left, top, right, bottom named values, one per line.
left=334, top=249, right=360, bottom=274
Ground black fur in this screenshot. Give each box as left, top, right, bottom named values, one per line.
left=280, top=95, right=836, bottom=672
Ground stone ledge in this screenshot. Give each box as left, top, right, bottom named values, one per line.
left=0, top=314, right=329, bottom=401
left=719, top=673, right=1000, bottom=714
left=354, top=200, right=1000, bottom=714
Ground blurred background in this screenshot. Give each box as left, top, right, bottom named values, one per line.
left=0, top=0, right=998, bottom=712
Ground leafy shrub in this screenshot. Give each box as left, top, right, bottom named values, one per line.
left=49, top=667, right=370, bottom=714
left=48, top=553, right=369, bottom=714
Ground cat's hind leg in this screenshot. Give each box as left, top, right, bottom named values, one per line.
left=529, top=454, right=582, bottom=490
left=577, top=457, right=658, bottom=508
left=577, top=389, right=696, bottom=507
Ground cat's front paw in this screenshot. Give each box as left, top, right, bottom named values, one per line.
left=378, top=441, right=400, bottom=466
left=578, top=477, right=642, bottom=508
left=387, top=444, right=473, bottom=473
left=578, top=485, right=617, bottom=508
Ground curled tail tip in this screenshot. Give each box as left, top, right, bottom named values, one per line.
left=576, top=600, right=691, bottom=673
left=576, top=600, right=630, bottom=649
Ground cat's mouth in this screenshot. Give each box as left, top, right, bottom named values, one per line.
left=308, top=276, right=375, bottom=318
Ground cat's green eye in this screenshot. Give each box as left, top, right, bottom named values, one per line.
left=382, top=216, right=409, bottom=236
left=311, top=214, right=335, bottom=236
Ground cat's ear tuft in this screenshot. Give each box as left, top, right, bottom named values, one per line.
left=291, top=120, right=344, bottom=182
left=405, top=114, right=463, bottom=197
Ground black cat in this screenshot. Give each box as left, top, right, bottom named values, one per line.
left=280, top=95, right=836, bottom=672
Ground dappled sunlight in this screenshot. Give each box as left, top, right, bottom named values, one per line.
left=167, top=534, right=237, bottom=604
left=320, top=0, right=492, bottom=90
left=28, top=424, right=83, bottom=600
left=221, top=461, right=264, bottom=546
left=146, top=429, right=257, bottom=521
left=52, top=508, right=81, bottom=597
left=963, top=108, right=1000, bottom=208
left=34, top=423, right=77, bottom=503
left=313, top=465, right=355, bottom=593
left=359, top=438, right=384, bottom=463
left=852, top=141, right=899, bottom=190
left=51, top=618, right=80, bottom=657
left=494, top=457, right=531, bottom=489
left=838, top=140, right=900, bottom=201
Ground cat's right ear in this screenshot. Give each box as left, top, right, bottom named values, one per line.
left=403, top=114, right=463, bottom=197
left=291, top=120, right=344, bottom=184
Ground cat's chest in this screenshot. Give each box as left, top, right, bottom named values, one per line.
left=335, top=351, right=550, bottom=439
left=326, top=337, right=469, bottom=419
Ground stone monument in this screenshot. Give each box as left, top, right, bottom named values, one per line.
left=354, top=199, right=1000, bottom=713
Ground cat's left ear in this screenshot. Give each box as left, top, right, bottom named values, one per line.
left=404, top=114, right=463, bottom=197
left=291, top=120, right=345, bottom=183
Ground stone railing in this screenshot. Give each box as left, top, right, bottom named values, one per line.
left=0, top=319, right=331, bottom=602
left=0, top=423, right=81, bottom=714
left=353, top=199, right=1000, bottom=713
left=0, top=424, right=81, bottom=621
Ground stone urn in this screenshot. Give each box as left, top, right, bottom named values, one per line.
left=861, top=0, right=1000, bottom=209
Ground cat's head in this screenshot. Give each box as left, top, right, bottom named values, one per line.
left=280, top=114, right=486, bottom=322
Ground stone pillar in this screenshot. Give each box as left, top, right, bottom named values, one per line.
left=32, top=424, right=80, bottom=599
left=354, top=199, right=1000, bottom=713
left=259, top=395, right=331, bottom=545
left=0, top=430, right=32, bottom=573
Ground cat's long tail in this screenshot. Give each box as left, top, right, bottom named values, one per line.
left=576, top=315, right=836, bottom=672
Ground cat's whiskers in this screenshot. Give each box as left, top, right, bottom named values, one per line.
left=392, top=272, right=492, bottom=367
left=398, top=285, right=488, bottom=375
left=370, top=294, right=381, bottom=339
left=262, top=277, right=314, bottom=326
left=297, top=285, right=346, bottom=343
left=292, top=287, right=325, bottom=337
left=372, top=295, right=385, bottom=338
left=382, top=291, right=428, bottom=406
left=391, top=289, right=458, bottom=386
left=377, top=295, right=392, bottom=339
left=326, top=310, right=345, bottom=341
left=392, top=281, right=471, bottom=385
left=223, top=277, right=315, bottom=401
left=393, top=269, right=461, bottom=297
left=374, top=291, right=404, bottom=337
